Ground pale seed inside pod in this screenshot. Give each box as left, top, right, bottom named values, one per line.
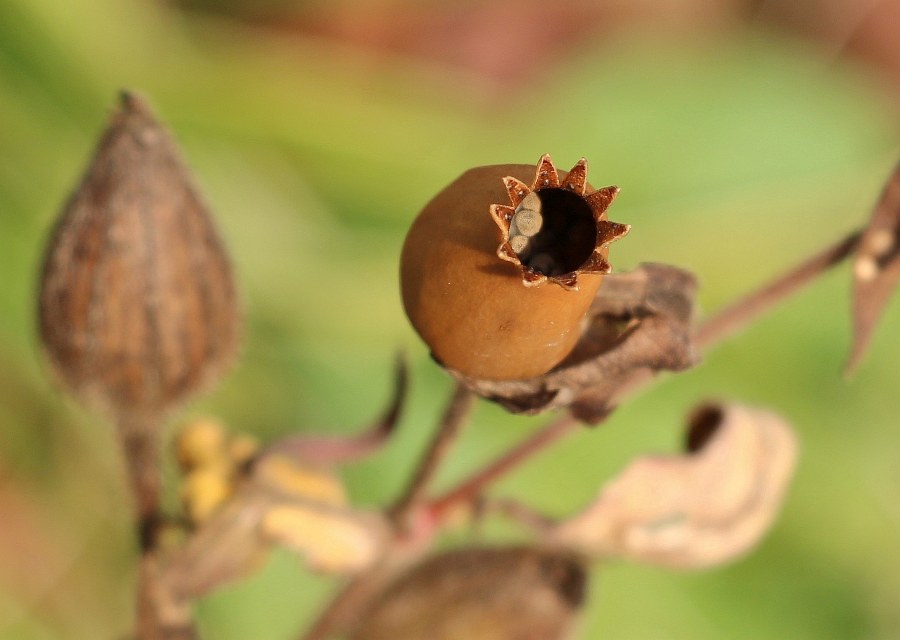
left=511, top=192, right=543, bottom=238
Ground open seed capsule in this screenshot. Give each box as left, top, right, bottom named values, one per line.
left=400, top=154, right=629, bottom=380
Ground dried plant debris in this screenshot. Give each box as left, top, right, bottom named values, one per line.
left=550, top=403, right=797, bottom=569
left=349, top=546, right=586, bottom=640
left=163, top=447, right=388, bottom=598
left=38, top=91, right=240, bottom=423
left=450, top=263, right=698, bottom=421
left=163, top=365, right=406, bottom=597
left=847, top=161, right=900, bottom=374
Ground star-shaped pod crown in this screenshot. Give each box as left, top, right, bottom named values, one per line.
left=490, top=154, right=630, bottom=290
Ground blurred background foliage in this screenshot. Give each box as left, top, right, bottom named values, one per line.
left=1, top=0, right=899, bottom=638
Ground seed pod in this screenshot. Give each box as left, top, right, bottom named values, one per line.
left=401, top=154, right=629, bottom=380
left=38, top=91, right=240, bottom=421
left=351, top=546, right=587, bottom=640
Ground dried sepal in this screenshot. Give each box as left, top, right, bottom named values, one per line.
left=489, top=154, right=629, bottom=290
left=349, top=547, right=587, bottom=640
left=38, top=91, right=240, bottom=422
left=550, top=403, right=797, bottom=569
left=450, top=263, right=699, bottom=420
left=847, top=160, right=900, bottom=374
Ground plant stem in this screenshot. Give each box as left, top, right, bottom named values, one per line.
left=694, top=230, right=862, bottom=349
left=390, top=383, right=473, bottom=527
left=429, top=413, right=579, bottom=521
left=120, top=413, right=196, bottom=640
left=119, top=416, right=163, bottom=550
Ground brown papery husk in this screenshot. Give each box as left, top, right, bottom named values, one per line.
left=401, top=164, right=607, bottom=381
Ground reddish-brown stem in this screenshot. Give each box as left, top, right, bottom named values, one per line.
left=119, top=416, right=163, bottom=551
left=120, top=414, right=196, bottom=640
left=478, top=496, right=558, bottom=534
left=429, top=412, right=579, bottom=521
left=694, top=230, right=862, bottom=350
left=390, top=382, right=473, bottom=527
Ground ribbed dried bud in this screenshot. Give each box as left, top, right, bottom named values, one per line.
left=401, top=154, right=628, bottom=381
left=350, top=546, right=586, bottom=640
left=38, top=92, right=240, bottom=422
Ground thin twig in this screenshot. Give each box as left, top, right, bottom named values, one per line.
left=120, top=413, right=196, bottom=640
left=477, top=496, right=558, bottom=534
left=694, top=230, right=862, bottom=350
left=428, top=412, right=579, bottom=522
left=390, top=382, right=474, bottom=527
left=118, top=417, right=163, bottom=552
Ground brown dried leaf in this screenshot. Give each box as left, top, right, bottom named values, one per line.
left=451, top=263, right=698, bottom=421
left=38, top=91, right=240, bottom=422
left=847, top=161, right=900, bottom=374
left=349, top=547, right=586, bottom=640
left=550, top=403, right=797, bottom=569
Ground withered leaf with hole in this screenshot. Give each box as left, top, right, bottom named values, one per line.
left=349, top=547, right=586, bottom=640
left=38, top=91, right=240, bottom=422
left=450, top=263, right=698, bottom=421
left=550, top=403, right=797, bottom=569
left=847, top=161, right=900, bottom=374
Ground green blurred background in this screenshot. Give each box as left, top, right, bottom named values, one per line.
left=1, top=0, right=899, bottom=638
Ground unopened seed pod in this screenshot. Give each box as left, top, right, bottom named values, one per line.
left=350, top=546, right=586, bottom=640
left=401, top=154, right=629, bottom=380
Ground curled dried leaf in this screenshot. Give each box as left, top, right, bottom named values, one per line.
left=550, top=403, right=797, bottom=569
left=847, top=161, right=900, bottom=374
left=349, top=546, right=587, bottom=640
left=450, top=263, right=699, bottom=421
left=38, top=91, right=240, bottom=423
